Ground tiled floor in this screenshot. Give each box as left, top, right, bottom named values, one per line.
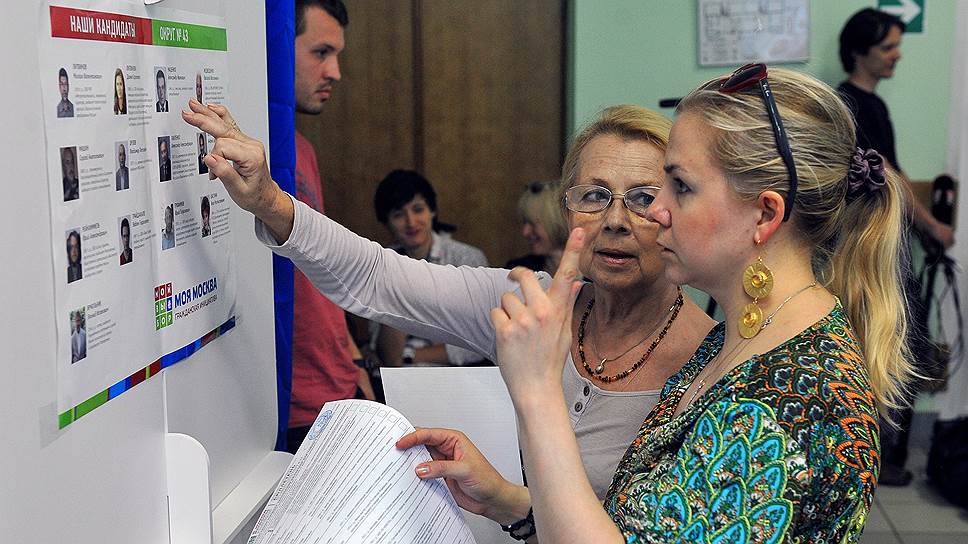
left=861, top=447, right=968, bottom=544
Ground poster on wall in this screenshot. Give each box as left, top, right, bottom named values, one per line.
left=39, top=1, right=237, bottom=428
left=698, top=0, right=809, bottom=66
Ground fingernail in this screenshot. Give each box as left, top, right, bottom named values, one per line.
left=182, top=110, right=191, bottom=116
left=415, top=465, right=430, bottom=476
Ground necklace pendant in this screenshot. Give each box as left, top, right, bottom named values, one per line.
left=594, top=359, right=606, bottom=374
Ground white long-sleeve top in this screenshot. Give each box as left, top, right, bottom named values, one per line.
left=256, top=195, right=661, bottom=499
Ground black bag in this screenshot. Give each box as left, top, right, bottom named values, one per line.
left=926, top=416, right=968, bottom=508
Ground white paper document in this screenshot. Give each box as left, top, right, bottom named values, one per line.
left=248, top=399, right=476, bottom=544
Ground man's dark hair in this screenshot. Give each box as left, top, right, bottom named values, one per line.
left=201, top=196, right=210, bottom=214
left=839, top=8, right=906, bottom=73
left=121, top=218, right=130, bottom=232
left=374, top=170, right=438, bottom=225
left=296, top=0, right=348, bottom=36
left=156, top=69, right=165, bottom=82
left=58, top=67, right=68, bottom=80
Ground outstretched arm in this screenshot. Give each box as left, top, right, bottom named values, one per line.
left=182, top=99, right=518, bottom=358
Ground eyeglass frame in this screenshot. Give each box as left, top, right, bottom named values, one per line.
left=563, top=184, right=662, bottom=217
left=718, top=63, right=798, bottom=222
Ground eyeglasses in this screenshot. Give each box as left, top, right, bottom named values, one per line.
left=719, top=63, right=798, bottom=221
left=564, top=184, right=660, bottom=217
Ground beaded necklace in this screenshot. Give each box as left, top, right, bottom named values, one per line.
left=577, top=287, right=684, bottom=383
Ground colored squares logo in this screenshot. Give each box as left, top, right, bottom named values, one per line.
left=154, top=282, right=173, bottom=330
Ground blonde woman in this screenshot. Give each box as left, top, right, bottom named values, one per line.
left=506, top=180, right=568, bottom=274
left=399, top=66, right=913, bottom=542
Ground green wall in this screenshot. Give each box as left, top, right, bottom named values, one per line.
left=570, top=0, right=955, bottom=181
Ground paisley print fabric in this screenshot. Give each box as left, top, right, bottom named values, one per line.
left=605, top=303, right=879, bottom=543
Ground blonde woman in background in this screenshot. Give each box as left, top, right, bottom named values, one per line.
left=506, top=180, right=568, bottom=274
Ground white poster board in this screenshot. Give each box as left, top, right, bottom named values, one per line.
left=39, top=0, right=238, bottom=428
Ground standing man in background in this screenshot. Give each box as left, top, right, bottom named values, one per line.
left=287, top=0, right=374, bottom=453
left=838, top=7, right=955, bottom=486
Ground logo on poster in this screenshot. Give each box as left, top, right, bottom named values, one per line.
left=154, top=282, right=173, bottom=330
left=153, top=277, right=219, bottom=330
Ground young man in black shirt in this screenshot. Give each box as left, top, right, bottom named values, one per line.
left=838, top=8, right=955, bottom=486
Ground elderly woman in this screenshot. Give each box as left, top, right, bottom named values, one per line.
left=399, top=66, right=913, bottom=542
left=182, top=100, right=713, bottom=500
left=506, top=180, right=568, bottom=274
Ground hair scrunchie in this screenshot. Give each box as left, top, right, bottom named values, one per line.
left=846, top=147, right=887, bottom=202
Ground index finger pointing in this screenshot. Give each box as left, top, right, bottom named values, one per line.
left=548, top=228, right=584, bottom=304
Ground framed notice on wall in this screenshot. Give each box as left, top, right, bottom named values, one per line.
left=698, top=0, right=809, bottom=66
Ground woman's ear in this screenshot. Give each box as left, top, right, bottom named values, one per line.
left=754, top=190, right=785, bottom=244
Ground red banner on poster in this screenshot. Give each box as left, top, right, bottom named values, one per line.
left=49, top=5, right=152, bottom=45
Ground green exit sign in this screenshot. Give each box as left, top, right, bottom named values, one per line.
left=878, top=0, right=925, bottom=33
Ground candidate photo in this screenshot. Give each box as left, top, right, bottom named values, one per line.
left=161, top=204, right=175, bottom=250
left=119, top=216, right=133, bottom=265
left=158, top=136, right=172, bottom=182
left=201, top=196, right=211, bottom=238
left=197, top=132, right=208, bottom=175
left=66, top=229, right=82, bottom=283
left=115, top=142, right=129, bottom=191
left=113, top=68, right=127, bottom=115
left=61, top=146, right=80, bottom=202
left=70, top=307, right=87, bottom=364
left=155, top=68, right=169, bottom=112
left=195, top=72, right=204, bottom=103
left=56, top=67, right=74, bottom=118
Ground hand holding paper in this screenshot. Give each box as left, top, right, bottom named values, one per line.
left=396, top=428, right=531, bottom=527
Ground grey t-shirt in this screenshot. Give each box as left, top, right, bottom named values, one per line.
left=257, top=195, right=661, bottom=499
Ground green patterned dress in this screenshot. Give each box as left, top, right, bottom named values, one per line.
left=605, top=303, right=879, bottom=543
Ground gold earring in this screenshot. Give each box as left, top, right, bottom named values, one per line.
left=739, top=256, right=773, bottom=338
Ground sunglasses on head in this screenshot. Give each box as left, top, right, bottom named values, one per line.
left=719, top=63, right=798, bottom=222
